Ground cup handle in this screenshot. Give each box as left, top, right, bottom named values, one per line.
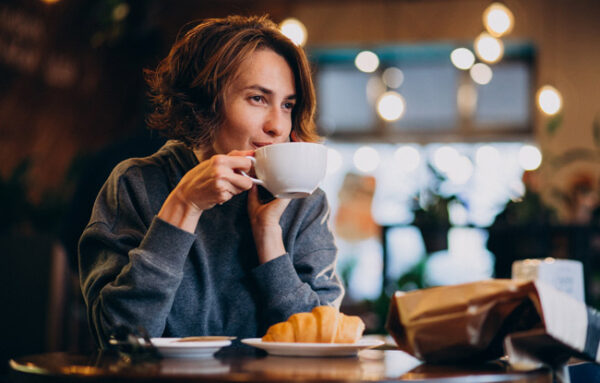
left=240, top=156, right=264, bottom=186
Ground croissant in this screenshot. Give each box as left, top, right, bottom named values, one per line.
left=262, top=306, right=365, bottom=343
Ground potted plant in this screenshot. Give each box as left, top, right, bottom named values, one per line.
left=411, top=164, right=461, bottom=254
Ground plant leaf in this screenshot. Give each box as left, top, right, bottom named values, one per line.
left=546, top=113, right=563, bottom=136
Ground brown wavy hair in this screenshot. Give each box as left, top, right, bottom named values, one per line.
left=144, top=15, right=318, bottom=149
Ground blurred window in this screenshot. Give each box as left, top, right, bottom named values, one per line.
left=317, top=66, right=375, bottom=132
left=311, top=42, right=535, bottom=141
left=475, top=61, right=530, bottom=128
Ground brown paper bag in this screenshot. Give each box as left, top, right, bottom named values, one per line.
left=385, top=279, right=544, bottom=363
left=386, top=279, right=600, bottom=366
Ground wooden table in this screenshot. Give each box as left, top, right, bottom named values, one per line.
left=10, top=348, right=552, bottom=383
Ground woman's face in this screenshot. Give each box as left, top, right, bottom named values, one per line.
left=212, top=48, right=296, bottom=154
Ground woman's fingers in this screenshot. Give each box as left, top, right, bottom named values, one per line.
left=265, top=197, right=291, bottom=217
left=209, top=154, right=252, bottom=173
left=247, top=185, right=291, bottom=226
left=247, top=184, right=259, bottom=212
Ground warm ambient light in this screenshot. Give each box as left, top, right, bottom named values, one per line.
left=353, top=146, right=380, bottom=173
left=450, top=48, right=475, bottom=70
left=376, top=91, right=406, bottom=121
left=112, top=3, right=130, bottom=21
left=518, top=145, right=542, bottom=171
left=536, top=85, right=563, bottom=115
left=483, top=2, right=514, bottom=37
left=474, top=32, right=504, bottom=63
left=279, top=18, right=307, bottom=46
left=355, top=51, right=380, bottom=73
left=470, top=63, right=493, bottom=85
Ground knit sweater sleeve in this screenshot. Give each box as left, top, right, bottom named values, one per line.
left=78, top=162, right=196, bottom=347
left=250, top=191, right=344, bottom=326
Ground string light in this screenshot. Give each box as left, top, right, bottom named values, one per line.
left=536, top=85, right=563, bottom=115
left=450, top=48, right=475, bottom=70
left=474, top=32, right=504, bottom=63
left=518, top=145, right=542, bottom=171
left=355, top=51, right=380, bottom=73
left=279, top=18, right=307, bottom=47
left=376, top=91, right=406, bottom=121
left=483, top=2, right=514, bottom=37
left=470, top=63, right=493, bottom=85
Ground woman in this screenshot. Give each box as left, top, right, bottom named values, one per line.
left=78, top=15, right=344, bottom=348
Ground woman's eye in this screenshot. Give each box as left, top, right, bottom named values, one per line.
left=283, top=102, right=295, bottom=110
left=250, top=95, right=264, bottom=103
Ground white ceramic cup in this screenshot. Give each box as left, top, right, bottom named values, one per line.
left=243, top=142, right=327, bottom=199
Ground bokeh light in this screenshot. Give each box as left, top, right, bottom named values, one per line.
left=474, top=32, right=504, bottom=63
left=518, top=145, right=542, bottom=171
left=475, top=145, right=501, bottom=169
left=446, top=155, right=474, bottom=185
left=366, top=76, right=386, bottom=105
left=353, top=146, right=380, bottom=173
left=470, top=63, right=493, bottom=85
left=326, top=148, right=343, bottom=175
left=355, top=51, right=380, bottom=73
left=483, top=2, right=514, bottom=37
left=382, top=67, right=404, bottom=88
left=279, top=18, right=307, bottom=46
left=433, top=146, right=460, bottom=173
left=536, top=85, right=562, bottom=115
left=376, top=91, right=406, bottom=121
left=393, top=146, right=421, bottom=173
left=450, top=48, right=475, bottom=70
left=112, top=3, right=130, bottom=21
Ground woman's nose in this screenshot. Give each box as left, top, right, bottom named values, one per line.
left=263, top=108, right=288, bottom=137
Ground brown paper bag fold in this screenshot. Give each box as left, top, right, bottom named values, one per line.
left=385, top=279, right=543, bottom=363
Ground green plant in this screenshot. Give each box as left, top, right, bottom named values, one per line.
left=412, top=193, right=453, bottom=228
left=543, top=112, right=600, bottom=220
left=411, top=163, right=461, bottom=228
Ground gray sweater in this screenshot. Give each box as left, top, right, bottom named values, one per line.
left=79, top=141, right=344, bottom=347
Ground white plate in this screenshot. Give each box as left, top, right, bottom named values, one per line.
left=151, top=337, right=232, bottom=358
left=241, top=338, right=385, bottom=357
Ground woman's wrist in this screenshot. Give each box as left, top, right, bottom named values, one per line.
left=253, top=225, right=286, bottom=264
left=158, top=189, right=203, bottom=233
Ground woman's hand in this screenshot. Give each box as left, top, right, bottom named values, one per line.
left=158, top=150, right=254, bottom=233
left=247, top=185, right=291, bottom=264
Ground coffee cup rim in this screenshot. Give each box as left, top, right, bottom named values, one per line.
left=255, top=142, right=324, bottom=151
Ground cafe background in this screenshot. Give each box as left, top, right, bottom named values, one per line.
left=1, top=0, right=599, bottom=376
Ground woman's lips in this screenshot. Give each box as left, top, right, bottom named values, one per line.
left=253, top=142, right=273, bottom=148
